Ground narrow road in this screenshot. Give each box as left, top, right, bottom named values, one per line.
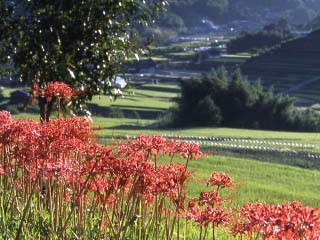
left=279, top=76, right=320, bottom=95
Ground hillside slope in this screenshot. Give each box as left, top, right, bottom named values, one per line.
left=156, top=0, right=320, bottom=31
left=241, top=30, right=320, bottom=106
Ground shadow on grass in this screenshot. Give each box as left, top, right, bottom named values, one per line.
left=112, top=105, right=167, bottom=111
left=132, top=92, right=172, bottom=98
left=0, top=98, right=40, bottom=115
left=137, top=85, right=180, bottom=94
left=104, top=124, right=151, bottom=131
left=87, top=103, right=164, bottom=120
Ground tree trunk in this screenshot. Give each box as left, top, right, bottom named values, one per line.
left=46, top=98, right=55, bottom=121
left=38, top=97, right=55, bottom=122
left=39, top=97, right=47, bottom=122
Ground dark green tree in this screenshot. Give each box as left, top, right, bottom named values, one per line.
left=172, top=67, right=320, bottom=132
left=196, top=95, right=222, bottom=126
left=0, top=0, right=166, bottom=120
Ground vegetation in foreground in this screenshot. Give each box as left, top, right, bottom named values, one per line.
left=1, top=110, right=320, bottom=239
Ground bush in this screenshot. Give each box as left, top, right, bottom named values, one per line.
left=196, top=95, right=222, bottom=126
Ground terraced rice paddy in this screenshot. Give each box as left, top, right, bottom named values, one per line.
left=242, top=30, right=320, bottom=107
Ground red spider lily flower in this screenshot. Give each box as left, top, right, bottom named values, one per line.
left=130, top=135, right=167, bottom=154
left=98, top=194, right=118, bottom=210
left=186, top=187, right=232, bottom=230
left=188, top=200, right=196, bottom=209
left=150, top=164, right=191, bottom=198
left=87, top=177, right=111, bottom=193
left=173, top=141, right=203, bottom=159
left=65, top=192, right=71, bottom=202
left=0, top=111, right=12, bottom=125
left=186, top=206, right=230, bottom=228
left=230, top=218, right=250, bottom=237
left=208, top=172, right=233, bottom=190
left=45, top=117, right=93, bottom=143
left=171, top=193, right=186, bottom=211
left=42, top=162, right=76, bottom=179
left=41, top=81, right=74, bottom=98
left=0, top=165, right=5, bottom=176
left=80, top=194, right=90, bottom=205
left=232, top=201, right=320, bottom=239
left=198, top=191, right=226, bottom=206
left=0, top=119, right=40, bottom=146
left=118, top=135, right=203, bottom=161
left=107, top=194, right=117, bottom=204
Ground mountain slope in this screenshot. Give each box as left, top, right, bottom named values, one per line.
left=158, top=0, right=320, bottom=29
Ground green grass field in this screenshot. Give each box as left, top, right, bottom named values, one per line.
left=186, top=154, right=320, bottom=207
left=94, top=119, right=319, bottom=140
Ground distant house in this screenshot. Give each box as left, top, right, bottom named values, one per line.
left=113, top=76, right=127, bottom=89
left=126, top=58, right=156, bottom=74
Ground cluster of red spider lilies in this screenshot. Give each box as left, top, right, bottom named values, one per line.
left=0, top=82, right=319, bottom=239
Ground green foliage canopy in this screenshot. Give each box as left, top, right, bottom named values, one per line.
left=0, top=0, right=167, bottom=118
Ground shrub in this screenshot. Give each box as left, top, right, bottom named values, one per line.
left=196, top=96, right=222, bottom=126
